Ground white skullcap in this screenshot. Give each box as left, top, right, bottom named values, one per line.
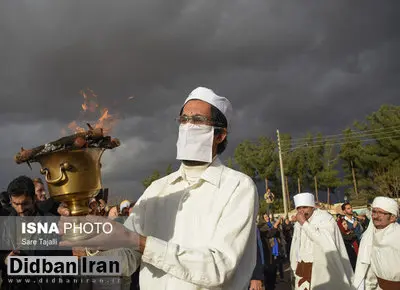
left=294, top=192, right=315, bottom=208
left=120, top=200, right=130, bottom=213
left=183, top=87, right=233, bottom=125
left=88, top=198, right=97, bottom=206
left=372, top=196, right=399, bottom=216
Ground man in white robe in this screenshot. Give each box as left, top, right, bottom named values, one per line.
left=290, top=192, right=354, bottom=290
left=61, top=87, right=258, bottom=290
left=353, top=196, right=400, bottom=290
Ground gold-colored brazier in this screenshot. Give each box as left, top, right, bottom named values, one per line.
left=36, top=148, right=105, bottom=216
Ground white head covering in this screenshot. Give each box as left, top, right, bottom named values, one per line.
left=183, top=87, right=233, bottom=126
left=88, top=198, right=97, bottom=206
left=354, top=196, right=400, bottom=288
left=120, top=200, right=130, bottom=213
left=293, top=192, right=315, bottom=208
left=372, top=196, right=399, bottom=216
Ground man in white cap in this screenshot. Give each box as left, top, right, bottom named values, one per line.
left=353, top=196, right=400, bottom=290
left=290, top=192, right=354, bottom=290
left=120, top=200, right=130, bottom=216
left=62, top=87, right=258, bottom=290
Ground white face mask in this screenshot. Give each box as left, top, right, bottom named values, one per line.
left=176, top=123, right=214, bottom=163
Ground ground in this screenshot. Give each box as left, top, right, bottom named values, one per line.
left=275, top=263, right=292, bottom=290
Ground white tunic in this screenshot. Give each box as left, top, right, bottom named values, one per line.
left=290, top=209, right=354, bottom=290
left=296, top=213, right=314, bottom=264
left=354, top=222, right=400, bottom=290
left=112, top=158, right=258, bottom=290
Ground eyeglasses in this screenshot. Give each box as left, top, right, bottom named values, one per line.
left=371, top=210, right=392, bottom=216
left=175, top=115, right=224, bottom=127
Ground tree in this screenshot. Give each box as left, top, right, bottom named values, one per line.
left=225, top=157, right=235, bottom=169
left=142, top=163, right=176, bottom=189
left=373, top=161, right=400, bottom=199
left=349, top=104, right=400, bottom=199
left=304, top=133, right=324, bottom=201
left=318, top=142, right=341, bottom=205
left=339, top=128, right=364, bottom=199
left=355, top=104, right=400, bottom=170
left=234, top=140, right=257, bottom=177
left=289, top=147, right=308, bottom=193
left=142, top=170, right=161, bottom=189
left=234, top=137, right=277, bottom=192
left=165, top=164, right=173, bottom=175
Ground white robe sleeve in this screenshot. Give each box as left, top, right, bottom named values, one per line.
left=301, top=219, right=338, bottom=247
left=96, top=247, right=141, bottom=277
left=365, top=266, right=378, bottom=290
left=140, top=177, right=258, bottom=287
left=95, top=190, right=150, bottom=277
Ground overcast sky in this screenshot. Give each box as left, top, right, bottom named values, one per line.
left=1, top=1, right=399, bottom=203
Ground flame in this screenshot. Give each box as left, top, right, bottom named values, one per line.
left=68, top=121, right=86, bottom=133
left=94, top=108, right=118, bottom=135
left=63, top=88, right=119, bottom=135
left=81, top=89, right=99, bottom=113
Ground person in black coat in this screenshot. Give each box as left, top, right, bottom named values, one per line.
left=258, top=214, right=282, bottom=290
left=0, top=176, right=77, bottom=290
left=337, top=218, right=359, bottom=270
left=0, top=192, right=12, bottom=216
left=33, top=178, right=70, bottom=216
left=249, top=228, right=265, bottom=289
left=282, top=217, right=294, bottom=261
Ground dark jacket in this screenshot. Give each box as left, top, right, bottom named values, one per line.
left=258, top=222, right=279, bottom=266
left=0, top=207, right=77, bottom=290
left=250, top=229, right=264, bottom=281
left=344, top=217, right=363, bottom=242
left=341, top=231, right=358, bottom=270
left=36, top=198, right=61, bottom=216
left=0, top=206, right=11, bottom=217
left=0, top=203, right=13, bottom=216
left=282, top=222, right=293, bottom=242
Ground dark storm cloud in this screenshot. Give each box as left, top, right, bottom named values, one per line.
left=0, top=0, right=399, bottom=200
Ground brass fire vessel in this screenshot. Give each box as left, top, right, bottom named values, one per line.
left=37, top=148, right=105, bottom=216
left=14, top=127, right=120, bottom=219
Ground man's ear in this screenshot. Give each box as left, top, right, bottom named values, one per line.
left=390, top=215, right=397, bottom=223
left=215, top=128, right=227, bottom=144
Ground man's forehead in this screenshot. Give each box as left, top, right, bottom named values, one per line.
left=182, top=99, right=211, bottom=114
left=11, top=194, right=31, bottom=201
left=297, top=206, right=313, bottom=209
left=372, top=207, right=390, bottom=213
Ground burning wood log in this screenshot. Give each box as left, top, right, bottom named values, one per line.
left=14, top=125, right=120, bottom=164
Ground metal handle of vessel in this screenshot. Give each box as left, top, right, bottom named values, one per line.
left=40, top=162, right=71, bottom=184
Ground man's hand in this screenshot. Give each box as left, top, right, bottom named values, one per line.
left=57, top=206, right=70, bottom=216
left=58, top=215, right=142, bottom=251
left=72, top=247, right=87, bottom=258
left=296, top=211, right=307, bottom=225
left=5, top=250, right=20, bottom=265
left=249, top=279, right=263, bottom=290
left=353, top=220, right=358, bottom=228
left=273, top=218, right=281, bottom=229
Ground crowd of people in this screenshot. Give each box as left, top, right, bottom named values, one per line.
left=252, top=197, right=398, bottom=290
left=0, top=176, right=144, bottom=290
left=0, top=87, right=398, bottom=290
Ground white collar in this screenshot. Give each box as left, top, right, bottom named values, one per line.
left=344, top=215, right=355, bottom=223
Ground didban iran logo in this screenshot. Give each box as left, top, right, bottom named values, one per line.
left=7, top=256, right=122, bottom=276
